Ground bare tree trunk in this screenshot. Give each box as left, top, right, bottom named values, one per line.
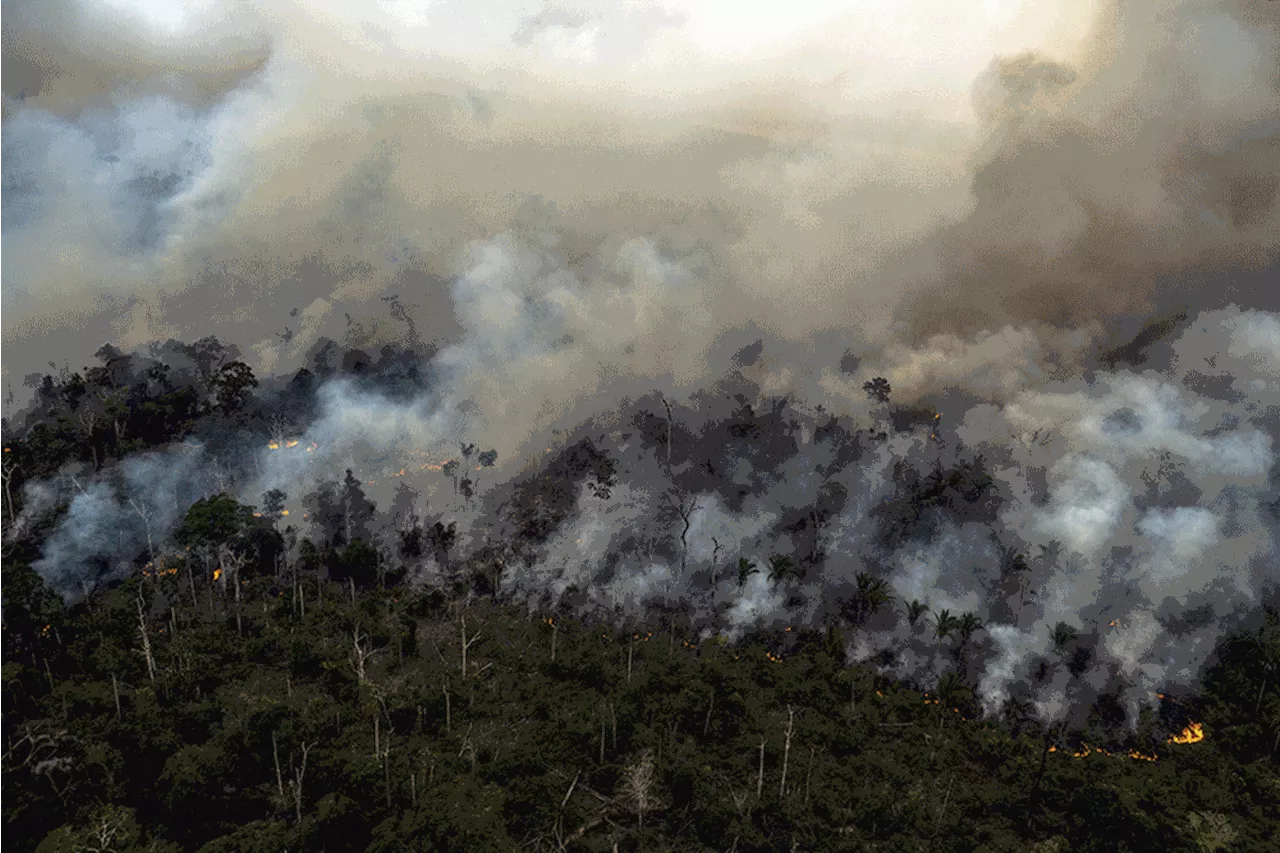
left=233, top=562, right=243, bottom=636
left=444, top=681, right=452, bottom=733
left=2, top=460, right=19, bottom=524
left=627, top=635, right=635, bottom=683
left=136, top=594, right=156, bottom=681
left=704, top=688, right=715, bottom=736
left=756, top=738, right=766, bottom=799
left=803, top=747, right=816, bottom=809
left=127, top=498, right=154, bottom=564
left=374, top=714, right=380, bottom=758
left=188, top=560, right=199, bottom=611
left=111, top=672, right=122, bottom=720
left=272, top=731, right=284, bottom=798
left=290, top=741, right=315, bottom=824
left=780, top=705, right=795, bottom=800
left=610, top=699, right=618, bottom=750
left=461, top=615, right=481, bottom=678
left=383, top=740, right=392, bottom=808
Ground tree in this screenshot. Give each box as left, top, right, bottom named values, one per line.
left=767, top=554, right=800, bottom=586
left=176, top=493, right=257, bottom=628
left=904, top=599, right=929, bottom=629
left=1051, top=622, right=1078, bottom=663
left=622, top=749, right=657, bottom=832
left=933, top=609, right=959, bottom=648
left=261, top=488, right=287, bottom=520
left=2, top=452, right=21, bottom=523
left=736, top=557, right=758, bottom=589
left=210, top=361, right=258, bottom=415
left=177, top=494, right=255, bottom=554
left=955, top=612, right=984, bottom=674
left=340, top=469, right=377, bottom=546
left=862, top=377, right=891, bottom=405
left=844, top=572, right=891, bottom=627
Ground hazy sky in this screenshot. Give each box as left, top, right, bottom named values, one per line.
left=2, top=0, right=1098, bottom=386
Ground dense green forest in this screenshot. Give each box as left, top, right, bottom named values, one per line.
left=3, top=339, right=1279, bottom=852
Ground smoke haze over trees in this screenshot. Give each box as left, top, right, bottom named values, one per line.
left=3, top=0, right=1280, bottom=850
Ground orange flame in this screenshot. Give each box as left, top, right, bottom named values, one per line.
left=1168, top=722, right=1204, bottom=744
left=286, top=440, right=300, bottom=448
left=213, top=568, right=222, bottom=582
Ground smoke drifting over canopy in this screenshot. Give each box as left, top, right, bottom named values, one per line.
left=4, top=0, right=1280, bottom=725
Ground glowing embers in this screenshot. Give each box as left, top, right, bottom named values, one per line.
left=140, top=560, right=180, bottom=578
left=1048, top=721, right=1205, bottom=764
left=266, top=438, right=311, bottom=451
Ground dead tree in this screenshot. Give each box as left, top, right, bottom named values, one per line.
left=661, top=490, right=698, bottom=582
left=2, top=456, right=21, bottom=524
left=779, top=705, right=795, bottom=799
left=622, top=750, right=656, bottom=832
left=756, top=737, right=766, bottom=799
left=126, top=498, right=155, bottom=565
left=219, top=546, right=249, bottom=636
left=660, top=395, right=674, bottom=466
left=350, top=628, right=378, bottom=684
left=135, top=594, right=156, bottom=681
left=545, top=617, right=559, bottom=662
left=272, top=732, right=285, bottom=800
left=461, top=615, right=482, bottom=679
left=288, top=741, right=316, bottom=824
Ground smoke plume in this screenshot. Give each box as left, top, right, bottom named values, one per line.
left=5, top=0, right=1280, bottom=725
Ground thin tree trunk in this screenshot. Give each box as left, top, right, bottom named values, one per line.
left=188, top=561, right=199, bottom=611
left=111, top=672, right=122, bottom=720
left=444, top=682, right=452, bottom=733
left=272, top=732, right=284, bottom=798
left=704, top=688, right=715, bottom=736
left=234, top=566, right=243, bottom=636
left=756, top=738, right=766, bottom=799
left=136, top=595, right=156, bottom=681
left=803, top=747, right=816, bottom=808
left=780, top=705, right=795, bottom=800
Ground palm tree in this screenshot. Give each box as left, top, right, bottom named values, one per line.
left=767, top=554, right=799, bottom=586
left=933, top=670, right=972, bottom=727
left=1051, top=622, right=1078, bottom=663
left=845, top=571, right=891, bottom=627
left=955, top=611, right=984, bottom=676
left=736, top=557, right=758, bottom=589
left=933, top=609, right=959, bottom=643
left=933, top=609, right=960, bottom=666
left=904, top=599, right=929, bottom=629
